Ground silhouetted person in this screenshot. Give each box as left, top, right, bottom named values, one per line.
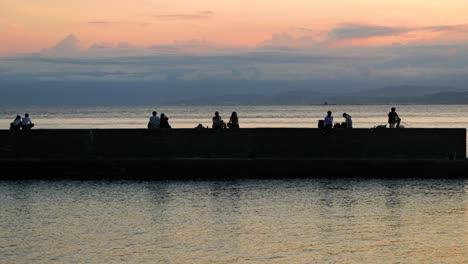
left=322, top=110, right=334, bottom=135
left=160, top=113, right=171, bottom=128
left=21, top=113, right=34, bottom=130
left=342, top=113, right=352, bottom=128
left=10, top=115, right=22, bottom=130
left=227, top=111, right=239, bottom=129
left=324, top=111, right=333, bottom=129
left=212, top=111, right=225, bottom=129
left=148, top=111, right=160, bottom=129
left=388, top=107, right=401, bottom=128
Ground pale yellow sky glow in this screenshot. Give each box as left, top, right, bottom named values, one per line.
left=1, top=0, right=468, bottom=55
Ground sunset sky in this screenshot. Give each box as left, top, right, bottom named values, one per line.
left=2, top=0, right=468, bottom=55
left=2, top=0, right=468, bottom=90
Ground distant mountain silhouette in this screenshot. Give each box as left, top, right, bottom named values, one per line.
left=418, top=91, right=468, bottom=104
left=348, top=85, right=458, bottom=97
left=170, top=86, right=468, bottom=105
left=1, top=80, right=468, bottom=106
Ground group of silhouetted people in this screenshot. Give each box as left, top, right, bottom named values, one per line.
left=148, top=111, right=171, bottom=129
left=8, top=108, right=402, bottom=131
left=146, top=107, right=403, bottom=130
left=148, top=110, right=240, bottom=130
left=319, top=107, right=402, bottom=130
left=320, top=111, right=353, bottom=129
left=212, top=111, right=239, bottom=129
left=10, top=113, right=34, bottom=131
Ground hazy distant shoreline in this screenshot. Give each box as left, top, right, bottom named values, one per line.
left=2, top=80, right=468, bottom=106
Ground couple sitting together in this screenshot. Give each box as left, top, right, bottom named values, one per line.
left=212, top=111, right=239, bottom=129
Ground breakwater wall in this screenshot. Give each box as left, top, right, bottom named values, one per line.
left=0, top=128, right=466, bottom=179
left=1, top=128, right=465, bottom=160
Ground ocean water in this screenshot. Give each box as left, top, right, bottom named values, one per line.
left=2, top=104, right=468, bottom=129
left=0, top=179, right=466, bottom=263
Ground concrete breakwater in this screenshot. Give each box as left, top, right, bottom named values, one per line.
left=0, top=128, right=466, bottom=179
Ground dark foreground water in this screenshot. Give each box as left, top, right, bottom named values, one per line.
left=1, top=179, right=467, bottom=263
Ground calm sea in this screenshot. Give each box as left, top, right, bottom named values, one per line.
left=0, top=179, right=466, bottom=263
left=1, top=104, right=468, bottom=129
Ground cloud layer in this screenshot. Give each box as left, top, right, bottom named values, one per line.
left=156, top=10, right=215, bottom=20
left=2, top=23, right=468, bottom=87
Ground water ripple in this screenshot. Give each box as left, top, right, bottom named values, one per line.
left=0, top=179, right=466, bottom=263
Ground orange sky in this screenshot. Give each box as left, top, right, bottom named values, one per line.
left=2, top=0, right=468, bottom=55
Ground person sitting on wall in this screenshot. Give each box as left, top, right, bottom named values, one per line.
left=212, top=111, right=225, bottom=129
left=148, top=111, right=160, bottom=129
left=10, top=115, right=22, bottom=130
left=21, top=113, right=35, bottom=130
left=388, top=107, right=401, bottom=128
left=324, top=111, right=333, bottom=129
left=227, top=111, right=239, bottom=129
left=160, top=113, right=172, bottom=128
left=342, top=113, right=353, bottom=129
left=322, top=110, right=334, bottom=135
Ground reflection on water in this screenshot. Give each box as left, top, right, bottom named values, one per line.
left=0, top=179, right=466, bottom=263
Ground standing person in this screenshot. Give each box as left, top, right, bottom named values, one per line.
left=212, top=111, right=225, bottom=129
left=21, top=113, right=35, bottom=130
left=227, top=111, right=239, bottom=129
left=342, top=113, right=353, bottom=128
left=160, top=113, right=171, bottom=128
left=148, top=111, right=160, bottom=129
left=388, top=107, right=401, bottom=128
left=10, top=115, right=22, bottom=130
left=324, top=111, right=333, bottom=129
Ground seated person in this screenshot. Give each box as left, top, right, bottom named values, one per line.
left=148, top=111, right=160, bottom=129
left=342, top=113, right=352, bottom=129
left=388, top=107, right=401, bottom=128
left=323, top=111, right=333, bottom=129
left=227, top=111, right=239, bottom=128
left=212, top=111, right=225, bottom=129
left=160, top=113, right=172, bottom=128
left=10, top=115, right=22, bottom=130
left=21, top=113, right=35, bottom=130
